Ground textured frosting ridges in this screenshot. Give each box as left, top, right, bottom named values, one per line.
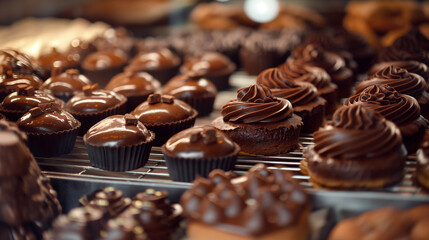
left=356, top=66, right=426, bottom=98
left=378, top=44, right=429, bottom=67
left=369, top=61, right=429, bottom=82
left=346, top=85, right=421, bottom=126
left=313, top=104, right=403, bottom=159
left=256, top=68, right=319, bottom=106
left=221, top=84, right=293, bottom=123
left=180, top=164, right=309, bottom=236
left=279, top=61, right=332, bottom=89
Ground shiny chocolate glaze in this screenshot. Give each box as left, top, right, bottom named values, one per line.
left=163, top=126, right=239, bottom=159
left=82, top=49, right=128, bottom=70
left=37, top=48, right=79, bottom=73
left=65, top=85, right=126, bottom=114
left=106, top=71, right=160, bottom=97
left=84, top=114, right=153, bottom=147
left=132, top=94, right=196, bottom=124
left=180, top=52, right=236, bottom=77
left=305, top=104, right=407, bottom=181
left=2, top=86, right=64, bottom=112
left=221, top=84, right=293, bottom=124
left=126, top=48, right=180, bottom=72
left=0, top=49, right=40, bottom=77
left=0, top=72, right=43, bottom=95
left=180, top=164, right=309, bottom=236
left=41, top=68, right=92, bottom=100
left=17, top=102, right=80, bottom=133
left=162, top=73, right=217, bottom=98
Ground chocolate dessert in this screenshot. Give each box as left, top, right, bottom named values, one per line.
left=369, top=61, right=429, bottom=89
left=0, top=69, right=43, bottom=101
left=0, top=49, right=41, bottom=77
left=37, top=48, right=79, bottom=79
left=417, top=132, right=429, bottom=190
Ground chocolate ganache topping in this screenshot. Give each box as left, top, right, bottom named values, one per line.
left=180, top=164, right=309, bottom=236
left=278, top=61, right=333, bottom=89
left=369, top=61, right=429, bottom=83
left=356, top=66, right=426, bottom=98
left=346, top=85, right=421, bottom=126
left=221, top=84, right=293, bottom=124
left=256, top=67, right=319, bottom=106
left=0, top=49, right=40, bottom=77
left=1, top=85, right=63, bottom=112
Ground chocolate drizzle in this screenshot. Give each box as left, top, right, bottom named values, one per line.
left=221, top=84, right=293, bottom=123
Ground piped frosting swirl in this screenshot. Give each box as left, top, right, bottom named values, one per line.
left=278, top=61, right=332, bottom=89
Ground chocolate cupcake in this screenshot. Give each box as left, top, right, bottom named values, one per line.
left=0, top=49, right=41, bottom=77
left=40, top=68, right=92, bottom=102
left=181, top=164, right=311, bottom=240
left=0, top=69, right=43, bottom=101
left=162, top=126, right=240, bottom=182
left=302, top=104, right=407, bottom=189
left=131, top=93, right=198, bottom=146
left=356, top=66, right=429, bottom=119
left=180, top=52, right=236, bottom=91
left=65, top=84, right=127, bottom=135
left=257, top=67, right=326, bottom=133
left=68, top=39, right=97, bottom=66
left=125, top=48, right=180, bottom=85
left=105, top=70, right=161, bottom=112
left=37, top=47, right=79, bottom=79
left=289, top=44, right=355, bottom=99
left=17, top=102, right=81, bottom=157
left=0, top=85, right=64, bottom=121
left=84, top=114, right=154, bottom=171
left=417, top=132, right=429, bottom=190
left=212, top=84, right=303, bottom=155
left=82, top=48, right=128, bottom=88
left=0, top=119, right=27, bottom=142
left=92, top=27, right=135, bottom=55
left=162, top=72, right=217, bottom=117
left=346, top=84, right=428, bottom=154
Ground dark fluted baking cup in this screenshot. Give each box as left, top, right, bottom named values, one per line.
left=68, top=98, right=127, bottom=136
left=124, top=93, right=152, bottom=113
left=162, top=144, right=240, bottom=182
left=176, top=95, right=215, bottom=117
left=208, top=74, right=232, bottom=91
left=82, top=65, right=125, bottom=88
left=0, top=107, right=26, bottom=122
left=146, top=66, right=179, bottom=85
left=26, top=121, right=81, bottom=157
left=145, top=110, right=198, bottom=146
left=85, top=132, right=155, bottom=172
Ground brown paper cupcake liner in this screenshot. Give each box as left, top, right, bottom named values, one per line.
left=26, top=122, right=81, bottom=157
left=85, top=134, right=154, bottom=172
left=125, top=93, right=151, bottom=113
left=177, top=95, right=215, bottom=117
left=146, top=66, right=179, bottom=85
left=82, top=65, right=125, bottom=88
left=0, top=108, right=26, bottom=122
left=294, top=103, right=326, bottom=133
left=69, top=99, right=127, bottom=136
left=163, top=146, right=239, bottom=182
left=239, top=48, right=284, bottom=76
left=146, top=110, right=198, bottom=146
left=208, top=74, right=232, bottom=91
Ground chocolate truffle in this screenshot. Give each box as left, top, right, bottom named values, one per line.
left=162, top=72, right=217, bottom=117
left=181, top=164, right=311, bottom=240
left=212, top=84, right=303, bottom=155
left=180, top=52, right=236, bottom=91
left=126, top=48, right=180, bottom=85
left=302, top=104, right=407, bottom=189
left=37, top=47, right=79, bottom=79
left=17, top=102, right=81, bottom=157
left=65, top=84, right=127, bottom=135
left=106, top=70, right=161, bottom=112
left=257, top=67, right=326, bottom=133
left=84, top=114, right=154, bottom=171
left=40, top=68, right=92, bottom=102
left=162, top=126, right=240, bottom=182
left=131, top=93, right=198, bottom=146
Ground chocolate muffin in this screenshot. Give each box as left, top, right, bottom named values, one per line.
left=37, top=47, right=79, bottom=79
left=0, top=85, right=64, bottom=121
left=180, top=52, right=236, bottom=91
left=257, top=68, right=326, bottom=133
left=0, top=70, right=43, bottom=101
left=162, top=126, right=240, bottom=182
left=302, top=104, right=407, bottom=189
left=105, top=70, right=161, bottom=112
left=162, top=72, right=217, bottom=117
left=65, top=84, right=127, bottom=135
left=131, top=93, right=198, bottom=146
left=82, top=48, right=128, bottom=88
left=279, top=61, right=338, bottom=114
left=346, top=84, right=428, bottom=154
left=125, top=48, right=180, bottom=85
left=0, top=49, right=41, bottom=77
left=289, top=44, right=355, bottom=99
left=84, top=114, right=154, bottom=171
left=356, top=66, right=429, bottom=119
left=181, top=164, right=311, bottom=240
left=17, top=102, right=81, bottom=157
left=417, top=132, right=429, bottom=190
left=40, top=68, right=92, bottom=102
left=0, top=131, right=61, bottom=240
left=212, top=84, right=303, bottom=155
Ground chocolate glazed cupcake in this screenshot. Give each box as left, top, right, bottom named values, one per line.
left=0, top=49, right=41, bottom=77
left=0, top=68, right=43, bottom=101
left=346, top=85, right=428, bottom=154
left=356, top=66, right=429, bottom=119
left=256, top=68, right=326, bottom=133
left=212, top=84, right=303, bottom=155
left=279, top=61, right=338, bottom=114
left=302, top=104, right=407, bottom=189
left=289, top=44, right=355, bottom=99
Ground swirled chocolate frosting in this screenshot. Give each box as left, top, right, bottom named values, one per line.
left=346, top=85, right=421, bottom=126
left=180, top=164, right=309, bottom=237
left=378, top=45, right=429, bottom=67
left=356, top=66, right=426, bottom=98
left=221, top=84, right=293, bottom=123
left=278, top=61, right=333, bottom=90
left=369, top=61, right=429, bottom=83
left=256, top=67, right=319, bottom=106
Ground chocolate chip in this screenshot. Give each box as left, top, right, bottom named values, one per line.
left=124, top=114, right=138, bottom=126
left=161, top=95, right=174, bottom=104
left=148, top=93, right=161, bottom=104
left=39, top=102, right=61, bottom=113
left=16, top=84, right=34, bottom=96
left=83, top=84, right=99, bottom=96
left=203, top=129, right=217, bottom=145
left=66, top=69, right=79, bottom=77
left=51, top=66, right=63, bottom=77
left=29, top=107, right=43, bottom=117
left=190, top=133, right=202, bottom=143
